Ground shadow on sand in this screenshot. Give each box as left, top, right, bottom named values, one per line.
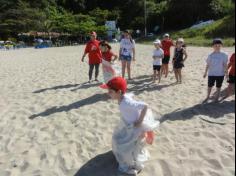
left=160, top=100, right=235, bottom=124
left=129, top=75, right=176, bottom=95
left=74, top=151, right=119, bottom=176
left=29, top=93, right=109, bottom=119
left=33, top=82, right=100, bottom=93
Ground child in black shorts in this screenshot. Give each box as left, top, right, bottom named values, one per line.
left=203, top=39, right=228, bottom=102
left=153, top=40, right=164, bottom=83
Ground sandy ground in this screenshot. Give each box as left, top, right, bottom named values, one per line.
left=0, top=45, right=235, bottom=176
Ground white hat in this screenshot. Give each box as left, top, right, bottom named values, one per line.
left=164, top=33, right=170, bottom=37
left=154, top=39, right=161, bottom=45
left=177, top=38, right=185, bottom=43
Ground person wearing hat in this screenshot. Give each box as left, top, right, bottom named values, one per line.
left=99, top=41, right=118, bottom=63
left=203, top=38, right=229, bottom=102
left=81, top=31, right=102, bottom=83
left=172, top=38, right=188, bottom=84
left=119, top=30, right=136, bottom=80
left=99, top=41, right=119, bottom=83
left=161, top=33, right=175, bottom=78
left=100, top=77, right=159, bottom=175
left=153, top=39, right=164, bottom=83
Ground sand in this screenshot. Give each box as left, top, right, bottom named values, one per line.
left=0, top=45, right=235, bottom=176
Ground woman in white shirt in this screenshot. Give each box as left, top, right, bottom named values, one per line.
left=120, top=30, right=136, bottom=80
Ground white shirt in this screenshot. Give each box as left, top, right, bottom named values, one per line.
left=207, top=52, right=228, bottom=76
left=120, top=39, right=135, bottom=57
left=153, top=48, right=164, bottom=66
left=119, top=94, right=147, bottom=125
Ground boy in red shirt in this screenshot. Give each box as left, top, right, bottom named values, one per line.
left=227, top=53, right=235, bottom=97
left=161, top=34, right=175, bottom=78
left=82, top=32, right=102, bottom=83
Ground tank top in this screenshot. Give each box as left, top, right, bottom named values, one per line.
left=174, top=48, right=184, bottom=63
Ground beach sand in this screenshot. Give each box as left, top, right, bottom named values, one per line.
left=0, top=45, right=235, bottom=176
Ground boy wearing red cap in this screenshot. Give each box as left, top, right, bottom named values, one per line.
left=101, top=77, right=159, bottom=175
left=82, top=32, right=102, bottom=83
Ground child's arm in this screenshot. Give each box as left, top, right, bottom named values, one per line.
left=134, top=105, right=148, bottom=127
left=183, top=49, right=188, bottom=62
left=203, top=64, right=209, bottom=78
left=81, top=52, right=88, bottom=62
left=82, top=44, right=89, bottom=62
left=132, top=47, right=136, bottom=61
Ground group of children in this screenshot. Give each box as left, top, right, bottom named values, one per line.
left=152, top=35, right=188, bottom=84
left=82, top=32, right=235, bottom=175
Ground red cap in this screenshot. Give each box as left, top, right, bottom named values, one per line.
left=90, top=31, right=97, bottom=36
left=100, top=77, right=127, bottom=93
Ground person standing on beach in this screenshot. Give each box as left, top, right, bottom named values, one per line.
left=82, top=32, right=102, bottom=83
left=100, top=77, right=159, bottom=175
left=226, top=53, right=235, bottom=97
left=99, top=41, right=118, bottom=63
left=119, top=30, right=136, bottom=80
left=161, top=34, right=175, bottom=78
left=173, top=38, right=188, bottom=84
left=99, top=41, right=119, bottom=83
left=153, top=40, right=164, bottom=83
left=203, top=39, right=228, bottom=102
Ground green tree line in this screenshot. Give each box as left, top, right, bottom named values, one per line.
left=0, top=0, right=234, bottom=39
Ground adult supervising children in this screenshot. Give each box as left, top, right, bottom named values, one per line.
left=82, top=32, right=102, bottom=83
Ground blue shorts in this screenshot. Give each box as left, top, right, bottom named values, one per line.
left=120, top=55, right=132, bottom=62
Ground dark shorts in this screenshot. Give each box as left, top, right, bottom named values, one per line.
left=174, top=62, right=184, bottom=69
left=153, top=65, right=162, bottom=71
left=163, top=56, right=170, bottom=64
left=228, top=75, right=235, bottom=84
left=120, top=55, right=132, bottom=62
left=208, top=76, right=225, bottom=88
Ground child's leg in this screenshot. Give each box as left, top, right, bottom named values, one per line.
left=122, top=60, right=127, bottom=78
left=161, top=65, right=165, bottom=76
left=153, top=70, right=157, bottom=82
left=178, top=69, right=182, bottom=83
left=227, top=83, right=234, bottom=97
left=95, top=64, right=100, bottom=80
left=89, top=64, right=95, bottom=81
left=215, top=76, right=224, bottom=101
left=158, top=71, right=161, bottom=83
left=127, top=61, right=132, bottom=80
left=166, top=64, right=169, bottom=77
left=174, top=69, right=178, bottom=82
left=205, top=76, right=215, bottom=101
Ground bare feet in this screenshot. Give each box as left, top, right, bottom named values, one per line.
left=202, top=98, right=209, bottom=104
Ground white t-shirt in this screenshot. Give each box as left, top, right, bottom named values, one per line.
left=120, top=39, right=135, bottom=57
left=207, top=52, right=228, bottom=76
left=153, top=48, right=164, bottom=66
left=119, top=94, right=147, bottom=125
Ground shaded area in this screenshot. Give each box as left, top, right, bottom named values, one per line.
left=29, top=93, right=109, bottom=119
left=129, top=75, right=176, bottom=95
left=33, top=84, right=80, bottom=93
left=71, top=82, right=101, bottom=92
left=33, top=82, right=101, bottom=93
left=160, top=100, right=235, bottom=123
left=74, top=151, right=118, bottom=176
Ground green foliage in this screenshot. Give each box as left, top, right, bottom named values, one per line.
left=0, top=0, right=235, bottom=39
